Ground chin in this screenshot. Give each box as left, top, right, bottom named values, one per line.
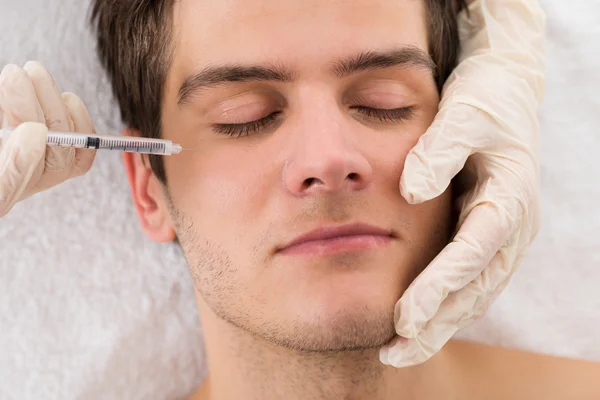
left=276, top=302, right=398, bottom=352
left=282, top=259, right=409, bottom=312
left=262, top=283, right=399, bottom=352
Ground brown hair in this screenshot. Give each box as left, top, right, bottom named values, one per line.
left=90, top=0, right=467, bottom=184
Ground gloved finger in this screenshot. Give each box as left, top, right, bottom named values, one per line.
left=394, top=201, right=513, bottom=339
left=23, top=61, right=71, bottom=131
left=0, top=122, right=47, bottom=218
left=62, top=92, right=96, bottom=178
left=452, top=265, right=514, bottom=332
left=428, top=244, right=517, bottom=333
left=379, top=335, right=410, bottom=366
left=380, top=249, right=512, bottom=368
left=0, top=64, right=45, bottom=128
left=23, top=62, right=76, bottom=176
left=400, top=102, right=496, bottom=204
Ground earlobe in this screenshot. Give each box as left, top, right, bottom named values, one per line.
left=122, top=128, right=176, bottom=243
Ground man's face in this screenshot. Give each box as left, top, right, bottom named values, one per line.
left=155, top=0, right=452, bottom=351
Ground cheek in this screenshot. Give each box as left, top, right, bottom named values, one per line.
left=165, top=148, right=275, bottom=235
left=371, top=120, right=434, bottom=180
left=409, top=188, right=453, bottom=248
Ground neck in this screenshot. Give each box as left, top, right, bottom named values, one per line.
left=196, top=295, right=454, bottom=400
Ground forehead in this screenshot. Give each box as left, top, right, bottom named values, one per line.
left=170, top=0, right=429, bottom=73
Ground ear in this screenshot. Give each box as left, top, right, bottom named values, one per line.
left=122, top=128, right=176, bottom=243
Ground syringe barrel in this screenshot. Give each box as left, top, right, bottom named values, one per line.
left=1, top=130, right=180, bottom=155
left=46, top=132, right=175, bottom=155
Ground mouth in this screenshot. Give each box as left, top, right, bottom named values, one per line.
left=276, top=223, right=395, bottom=257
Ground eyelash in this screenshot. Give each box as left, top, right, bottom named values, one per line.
left=212, top=112, right=282, bottom=138
left=352, top=106, right=415, bottom=123
left=212, top=106, right=415, bottom=137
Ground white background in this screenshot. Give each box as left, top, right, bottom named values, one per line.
left=0, top=0, right=598, bottom=398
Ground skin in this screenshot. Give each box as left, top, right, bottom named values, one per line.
left=125, top=0, right=453, bottom=398
left=121, top=0, right=600, bottom=399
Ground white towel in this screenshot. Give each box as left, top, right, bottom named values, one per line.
left=0, top=0, right=598, bottom=399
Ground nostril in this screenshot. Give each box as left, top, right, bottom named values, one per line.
left=304, top=177, right=316, bottom=186
left=348, top=173, right=360, bottom=181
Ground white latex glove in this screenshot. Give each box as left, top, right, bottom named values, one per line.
left=0, top=62, right=96, bottom=218
left=380, top=0, right=546, bottom=367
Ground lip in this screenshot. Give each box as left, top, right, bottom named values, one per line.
left=277, top=223, right=394, bottom=256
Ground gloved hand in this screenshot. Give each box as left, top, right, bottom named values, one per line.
left=380, top=0, right=546, bottom=367
left=0, top=62, right=96, bottom=218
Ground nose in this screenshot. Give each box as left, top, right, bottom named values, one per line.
left=282, top=110, right=373, bottom=196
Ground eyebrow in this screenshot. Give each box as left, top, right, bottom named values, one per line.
left=177, top=47, right=435, bottom=105
left=330, top=47, right=435, bottom=78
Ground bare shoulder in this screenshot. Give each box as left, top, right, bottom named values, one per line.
left=187, top=378, right=209, bottom=400
left=446, top=339, right=600, bottom=400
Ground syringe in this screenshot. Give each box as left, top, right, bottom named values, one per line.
left=0, top=129, right=184, bottom=156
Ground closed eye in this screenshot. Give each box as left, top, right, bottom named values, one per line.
left=212, top=111, right=282, bottom=137
left=211, top=106, right=415, bottom=138
left=351, top=106, right=415, bottom=123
